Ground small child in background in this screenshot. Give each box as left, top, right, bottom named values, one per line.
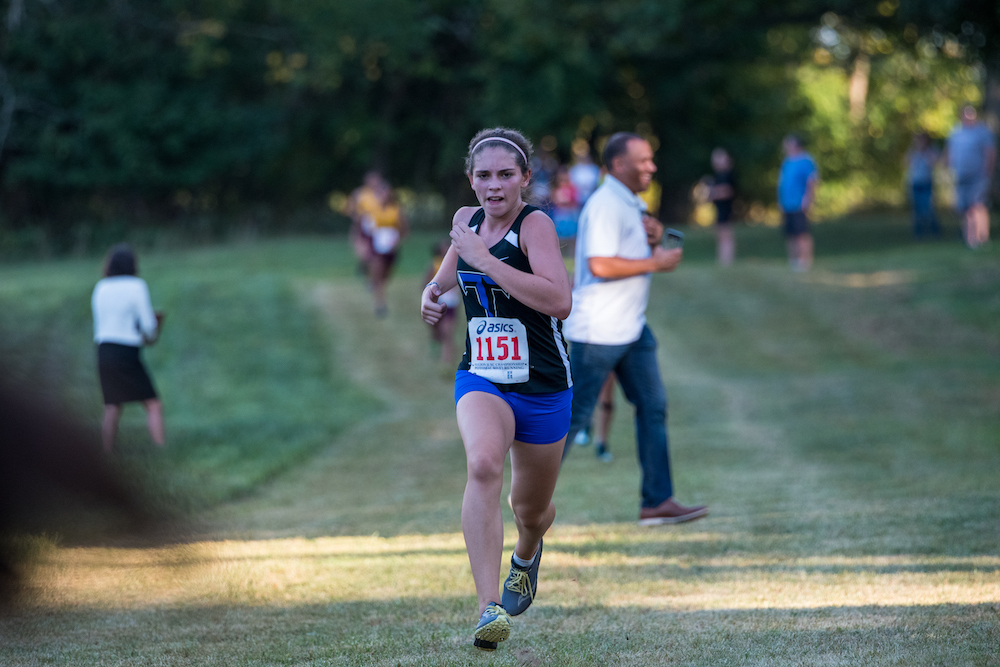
left=425, top=240, right=461, bottom=365
left=572, top=373, right=616, bottom=463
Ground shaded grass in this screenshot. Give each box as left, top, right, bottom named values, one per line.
left=0, top=237, right=387, bottom=512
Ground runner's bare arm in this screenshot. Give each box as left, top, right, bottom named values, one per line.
left=421, top=209, right=470, bottom=325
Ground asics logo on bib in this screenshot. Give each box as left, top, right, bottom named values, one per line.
left=458, top=270, right=510, bottom=318
left=477, top=321, right=516, bottom=335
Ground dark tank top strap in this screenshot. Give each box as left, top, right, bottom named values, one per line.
left=468, top=208, right=485, bottom=228
left=510, top=204, right=538, bottom=235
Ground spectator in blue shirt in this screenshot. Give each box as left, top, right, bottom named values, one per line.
left=945, top=105, right=996, bottom=249
left=777, top=135, right=819, bottom=271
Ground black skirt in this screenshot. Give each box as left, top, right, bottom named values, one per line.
left=97, top=343, right=158, bottom=405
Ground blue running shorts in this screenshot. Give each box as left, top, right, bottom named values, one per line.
left=454, top=370, right=572, bottom=445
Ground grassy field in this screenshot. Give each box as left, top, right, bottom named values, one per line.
left=1, top=217, right=998, bottom=665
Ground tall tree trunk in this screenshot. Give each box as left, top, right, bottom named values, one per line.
left=849, top=53, right=870, bottom=123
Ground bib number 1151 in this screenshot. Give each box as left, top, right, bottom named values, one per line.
left=475, top=335, right=521, bottom=362
left=468, top=317, right=529, bottom=384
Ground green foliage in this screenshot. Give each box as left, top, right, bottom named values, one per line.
left=788, top=15, right=986, bottom=217
left=5, top=2, right=277, bottom=198
left=0, top=0, right=994, bottom=233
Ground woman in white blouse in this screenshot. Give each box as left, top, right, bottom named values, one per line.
left=91, top=244, right=164, bottom=452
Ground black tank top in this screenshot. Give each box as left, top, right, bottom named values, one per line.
left=456, top=205, right=573, bottom=394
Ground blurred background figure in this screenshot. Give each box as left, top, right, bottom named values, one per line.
left=709, top=148, right=737, bottom=266
left=551, top=166, right=581, bottom=255
left=777, top=134, right=819, bottom=272
left=0, top=357, right=161, bottom=604
left=91, top=244, right=164, bottom=453
left=346, top=170, right=382, bottom=274
left=530, top=149, right=559, bottom=211
left=591, top=374, right=617, bottom=463
left=569, top=140, right=601, bottom=206
left=425, top=239, right=461, bottom=365
left=347, top=171, right=409, bottom=316
left=904, top=132, right=941, bottom=239
left=946, top=105, right=996, bottom=249
left=639, top=178, right=662, bottom=218
left=571, top=373, right=616, bottom=463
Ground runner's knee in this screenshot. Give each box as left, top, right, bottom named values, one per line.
left=511, top=500, right=552, bottom=531
left=466, top=451, right=504, bottom=484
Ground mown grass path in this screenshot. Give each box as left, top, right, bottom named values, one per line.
left=198, top=278, right=469, bottom=539
left=2, top=229, right=999, bottom=666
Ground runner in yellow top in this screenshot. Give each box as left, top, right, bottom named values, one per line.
left=347, top=171, right=409, bottom=317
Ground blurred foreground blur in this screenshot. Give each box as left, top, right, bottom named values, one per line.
left=0, top=365, right=158, bottom=603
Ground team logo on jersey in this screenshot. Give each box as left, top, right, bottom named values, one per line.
left=458, top=270, right=510, bottom=318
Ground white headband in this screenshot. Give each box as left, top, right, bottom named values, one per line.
left=471, top=136, right=528, bottom=165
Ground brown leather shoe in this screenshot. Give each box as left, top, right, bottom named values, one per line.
left=638, top=498, right=708, bottom=526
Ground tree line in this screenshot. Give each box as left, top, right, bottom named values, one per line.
left=0, top=0, right=995, bottom=237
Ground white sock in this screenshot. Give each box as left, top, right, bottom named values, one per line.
left=512, top=549, right=536, bottom=568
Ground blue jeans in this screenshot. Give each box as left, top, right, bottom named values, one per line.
left=911, top=182, right=940, bottom=237
left=562, top=325, right=673, bottom=508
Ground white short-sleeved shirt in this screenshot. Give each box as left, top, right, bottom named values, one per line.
left=92, top=276, right=158, bottom=346
left=563, top=175, right=652, bottom=346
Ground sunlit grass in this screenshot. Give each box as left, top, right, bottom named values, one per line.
left=17, top=529, right=999, bottom=612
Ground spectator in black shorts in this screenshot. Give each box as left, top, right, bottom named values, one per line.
left=91, top=244, right=165, bottom=452
left=777, top=135, right=819, bottom=272
left=709, top=148, right=737, bottom=266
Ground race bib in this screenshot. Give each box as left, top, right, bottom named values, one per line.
left=468, top=317, right=529, bottom=384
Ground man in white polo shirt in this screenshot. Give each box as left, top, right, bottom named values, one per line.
left=561, top=132, right=708, bottom=525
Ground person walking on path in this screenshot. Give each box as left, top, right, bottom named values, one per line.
left=946, top=105, right=996, bottom=249
left=560, top=132, right=708, bottom=526
left=421, top=128, right=573, bottom=652
left=905, top=132, right=942, bottom=239
left=91, top=244, right=165, bottom=453
left=710, top=147, right=738, bottom=266
left=777, top=134, right=819, bottom=272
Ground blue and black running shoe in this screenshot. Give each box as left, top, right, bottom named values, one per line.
left=501, top=539, right=542, bottom=616
left=473, top=638, right=498, bottom=651
left=474, top=602, right=511, bottom=646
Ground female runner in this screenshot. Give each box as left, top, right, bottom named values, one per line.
left=421, top=128, right=573, bottom=651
